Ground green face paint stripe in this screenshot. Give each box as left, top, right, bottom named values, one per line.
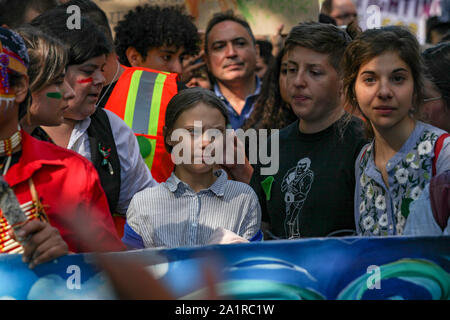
left=147, top=73, right=167, bottom=137
left=144, top=138, right=157, bottom=170
left=46, top=92, right=62, bottom=99
left=261, top=176, right=274, bottom=201
left=124, top=70, right=143, bottom=127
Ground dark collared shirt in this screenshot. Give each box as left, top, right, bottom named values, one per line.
left=213, top=76, right=261, bottom=130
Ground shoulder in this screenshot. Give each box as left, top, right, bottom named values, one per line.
left=278, top=120, right=299, bottom=140
left=132, top=183, right=167, bottom=202
left=103, top=109, right=131, bottom=131
left=223, top=179, right=259, bottom=200
left=418, top=121, right=447, bottom=137
left=32, top=137, right=94, bottom=168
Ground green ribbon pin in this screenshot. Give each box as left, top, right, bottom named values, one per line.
left=261, top=176, right=274, bottom=201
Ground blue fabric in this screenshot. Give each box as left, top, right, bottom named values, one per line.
left=122, top=222, right=145, bottom=249
left=249, top=229, right=263, bottom=242
left=213, top=76, right=261, bottom=130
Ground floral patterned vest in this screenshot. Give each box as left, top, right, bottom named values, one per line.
left=357, top=129, right=441, bottom=236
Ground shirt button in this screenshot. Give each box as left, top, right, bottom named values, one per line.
left=389, top=225, right=393, bottom=230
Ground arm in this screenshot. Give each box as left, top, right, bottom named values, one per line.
left=105, top=110, right=158, bottom=214
left=122, top=196, right=147, bottom=249
left=238, top=194, right=262, bottom=240
left=79, top=160, right=126, bottom=252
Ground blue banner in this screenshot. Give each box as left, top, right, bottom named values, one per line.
left=0, top=236, right=449, bottom=300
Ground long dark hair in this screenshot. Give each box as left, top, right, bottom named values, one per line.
left=242, top=47, right=296, bottom=131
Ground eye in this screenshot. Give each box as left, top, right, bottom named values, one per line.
left=81, top=70, right=94, bottom=76
left=391, top=75, right=405, bottom=83
left=362, top=76, right=376, bottom=84
left=287, top=66, right=297, bottom=74
left=162, top=55, right=171, bottom=62
left=310, top=70, right=322, bottom=76
left=212, top=43, right=225, bottom=51
left=235, top=39, right=247, bottom=47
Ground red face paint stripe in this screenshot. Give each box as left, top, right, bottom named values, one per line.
left=77, top=77, right=93, bottom=84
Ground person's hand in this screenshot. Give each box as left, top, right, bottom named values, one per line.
left=216, top=131, right=254, bottom=184
left=180, top=51, right=207, bottom=83
left=9, top=219, right=69, bottom=269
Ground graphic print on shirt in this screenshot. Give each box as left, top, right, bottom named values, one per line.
left=281, top=157, right=314, bottom=239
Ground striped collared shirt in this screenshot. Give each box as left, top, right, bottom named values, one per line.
left=125, top=169, right=261, bottom=248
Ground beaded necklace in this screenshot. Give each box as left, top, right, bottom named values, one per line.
left=0, top=128, right=21, bottom=175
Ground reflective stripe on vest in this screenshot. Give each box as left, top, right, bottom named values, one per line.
left=105, top=67, right=177, bottom=182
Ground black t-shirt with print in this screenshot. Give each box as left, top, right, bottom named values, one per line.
left=250, top=115, right=367, bottom=239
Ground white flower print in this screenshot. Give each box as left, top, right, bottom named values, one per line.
left=375, top=195, right=386, bottom=210
left=396, top=224, right=404, bottom=235
left=372, top=226, right=380, bottom=235
left=410, top=161, right=419, bottom=169
left=395, top=168, right=409, bottom=184
left=359, top=201, right=366, bottom=213
left=418, top=141, right=432, bottom=156
left=363, top=216, right=375, bottom=230
left=410, top=186, right=422, bottom=201
left=379, top=214, right=389, bottom=227
left=397, top=212, right=406, bottom=227
left=360, top=174, right=368, bottom=187
left=367, top=185, right=375, bottom=199
left=405, top=152, right=415, bottom=163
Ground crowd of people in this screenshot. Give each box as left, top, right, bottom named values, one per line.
left=0, top=0, right=449, bottom=272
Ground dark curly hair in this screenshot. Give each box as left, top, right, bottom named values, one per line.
left=243, top=47, right=296, bottom=132
left=114, top=5, right=200, bottom=67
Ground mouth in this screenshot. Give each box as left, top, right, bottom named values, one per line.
left=87, top=93, right=100, bottom=100
left=224, top=62, right=244, bottom=69
left=292, top=94, right=311, bottom=103
left=373, top=106, right=396, bottom=114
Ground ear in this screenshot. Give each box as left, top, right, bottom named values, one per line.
left=163, top=126, right=175, bottom=147
left=125, top=47, right=144, bottom=67
left=13, top=74, right=29, bottom=104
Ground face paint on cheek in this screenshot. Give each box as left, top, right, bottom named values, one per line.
left=77, top=77, right=93, bottom=84
left=46, top=92, right=62, bottom=99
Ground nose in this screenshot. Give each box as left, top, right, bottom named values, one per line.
left=62, top=80, right=75, bottom=101
left=170, top=59, right=183, bottom=74
left=93, top=70, right=106, bottom=87
left=225, top=42, right=237, bottom=58
left=292, top=70, right=306, bottom=88
left=186, top=77, right=198, bottom=88
left=377, top=78, right=393, bottom=100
